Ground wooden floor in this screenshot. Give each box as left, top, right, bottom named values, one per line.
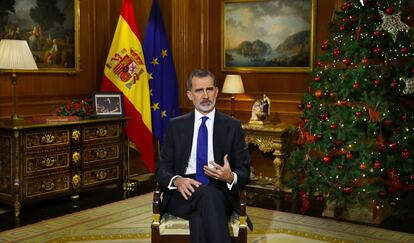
left=0, top=174, right=413, bottom=235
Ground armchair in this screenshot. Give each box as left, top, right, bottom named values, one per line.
left=151, top=184, right=248, bottom=243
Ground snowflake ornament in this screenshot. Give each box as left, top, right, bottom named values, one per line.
left=378, top=11, right=411, bottom=42
left=402, top=76, right=414, bottom=94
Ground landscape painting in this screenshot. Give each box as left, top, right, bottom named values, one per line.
left=0, top=0, right=80, bottom=73
left=221, top=0, right=316, bottom=72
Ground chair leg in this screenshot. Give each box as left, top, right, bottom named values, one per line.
left=151, top=223, right=160, bottom=243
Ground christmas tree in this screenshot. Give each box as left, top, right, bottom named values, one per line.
left=288, top=0, right=414, bottom=222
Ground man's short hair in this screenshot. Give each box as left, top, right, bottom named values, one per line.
left=186, top=69, right=217, bottom=91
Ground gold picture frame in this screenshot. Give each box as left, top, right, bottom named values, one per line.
left=0, top=0, right=80, bottom=74
left=221, top=0, right=316, bottom=73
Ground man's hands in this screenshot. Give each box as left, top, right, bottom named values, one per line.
left=174, top=177, right=201, bottom=200
left=204, top=154, right=234, bottom=184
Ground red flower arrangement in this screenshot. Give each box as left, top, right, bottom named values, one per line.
left=55, top=99, right=95, bottom=119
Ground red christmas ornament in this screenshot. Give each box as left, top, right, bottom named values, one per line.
left=323, top=156, right=331, bottom=164
left=316, top=133, right=323, bottom=140
left=383, top=119, right=393, bottom=126
left=321, top=40, right=329, bottom=50
left=374, top=161, right=381, bottom=169
left=299, top=190, right=311, bottom=214
left=401, top=113, right=407, bottom=121
left=320, top=112, right=329, bottom=120
left=410, top=174, right=414, bottom=180
left=360, top=163, right=368, bottom=171
left=330, top=123, right=337, bottom=129
left=401, top=47, right=408, bottom=54
left=337, top=164, right=344, bottom=170
left=390, top=80, right=398, bottom=88
left=373, top=30, right=381, bottom=37
left=333, top=48, right=341, bottom=57
left=373, top=79, right=381, bottom=86
left=355, top=111, right=363, bottom=117
left=401, top=149, right=410, bottom=159
left=306, top=102, right=313, bottom=109
left=297, top=103, right=305, bottom=110
left=339, top=25, right=346, bottom=31
left=329, top=92, right=337, bottom=99
left=385, top=6, right=395, bottom=15
left=317, top=60, right=324, bottom=67
left=361, top=58, right=368, bottom=64
left=373, top=47, right=382, bottom=54
left=314, top=75, right=321, bottom=82
left=353, top=82, right=360, bottom=90
left=343, top=187, right=353, bottom=194
left=346, top=152, right=353, bottom=159
left=315, top=90, right=323, bottom=98
left=342, top=57, right=351, bottom=66
left=303, top=117, right=309, bottom=123
left=389, top=142, right=398, bottom=150
left=340, top=100, right=348, bottom=105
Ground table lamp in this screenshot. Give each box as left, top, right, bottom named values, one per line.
left=222, top=74, right=244, bottom=117
left=0, top=39, right=38, bottom=121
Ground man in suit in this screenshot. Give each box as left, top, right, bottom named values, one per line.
left=155, top=69, right=251, bottom=243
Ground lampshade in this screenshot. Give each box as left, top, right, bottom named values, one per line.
left=0, top=39, right=38, bottom=70
left=222, top=74, right=244, bottom=94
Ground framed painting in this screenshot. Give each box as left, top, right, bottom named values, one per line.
left=0, top=0, right=80, bottom=73
left=221, top=0, right=316, bottom=73
left=93, top=92, right=124, bottom=117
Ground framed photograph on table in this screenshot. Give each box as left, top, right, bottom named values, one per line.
left=93, top=92, right=124, bottom=117
left=221, top=0, right=316, bottom=73
left=0, top=0, right=80, bottom=73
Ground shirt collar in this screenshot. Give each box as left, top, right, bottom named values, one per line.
left=194, top=108, right=215, bottom=122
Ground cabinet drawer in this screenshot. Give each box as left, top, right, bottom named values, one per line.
left=24, top=129, right=70, bottom=151
left=24, top=174, right=71, bottom=199
left=83, top=165, right=119, bottom=187
left=25, top=151, right=70, bottom=175
left=83, top=123, right=120, bottom=143
left=83, top=144, right=120, bottom=164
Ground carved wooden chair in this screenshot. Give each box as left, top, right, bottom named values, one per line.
left=151, top=184, right=248, bottom=243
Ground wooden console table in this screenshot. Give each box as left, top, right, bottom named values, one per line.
left=0, top=117, right=128, bottom=216
left=242, top=122, right=292, bottom=190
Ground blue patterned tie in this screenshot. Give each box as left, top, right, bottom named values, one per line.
left=196, top=116, right=209, bottom=184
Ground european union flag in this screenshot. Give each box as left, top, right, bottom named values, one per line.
left=143, top=0, right=180, bottom=145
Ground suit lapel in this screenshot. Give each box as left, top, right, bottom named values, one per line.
left=181, top=111, right=195, bottom=170
left=213, top=111, right=225, bottom=165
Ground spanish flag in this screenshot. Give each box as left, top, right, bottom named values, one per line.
left=101, top=0, right=154, bottom=172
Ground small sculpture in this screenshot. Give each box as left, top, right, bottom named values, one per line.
left=249, top=94, right=270, bottom=124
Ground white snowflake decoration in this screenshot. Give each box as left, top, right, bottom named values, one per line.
left=401, top=76, right=414, bottom=94
left=378, top=11, right=410, bottom=42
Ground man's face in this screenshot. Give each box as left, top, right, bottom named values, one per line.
left=187, top=76, right=218, bottom=115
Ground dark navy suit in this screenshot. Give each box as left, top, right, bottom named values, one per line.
left=155, top=110, right=250, bottom=243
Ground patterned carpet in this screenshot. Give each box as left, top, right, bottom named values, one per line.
left=0, top=192, right=413, bottom=242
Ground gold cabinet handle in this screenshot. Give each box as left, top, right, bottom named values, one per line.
left=72, top=151, right=81, bottom=164
left=96, top=150, right=108, bottom=159
left=41, top=157, right=55, bottom=168
left=96, top=128, right=108, bottom=137
left=72, top=174, right=81, bottom=189
left=41, top=134, right=55, bottom=144
left=72, top=129, right=81, bottom=142
left=41, top=182, right=55, bottom=192
left=96, top=170, right=107, bottom=180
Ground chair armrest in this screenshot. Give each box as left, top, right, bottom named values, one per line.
left=239, top=187, right=246, bottom=217
left=152, top=184, right=162, bottom=224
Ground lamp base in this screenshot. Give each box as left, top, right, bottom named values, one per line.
left=12, top=114, right=23, bottom=121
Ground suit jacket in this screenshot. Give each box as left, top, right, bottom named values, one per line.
left=155, top=110, right=251, bottom=215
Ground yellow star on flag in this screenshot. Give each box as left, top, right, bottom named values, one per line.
left=150, top=89, right=153, bottom=96
left=151, top=58, right=159, bottom=66
left=161, top=110, right=167, bottom=117
left=161, top=49, right=168, bottom=58
left=152, top=102, right=160, bottom=111
left=148, top=72, right=153, bottom=80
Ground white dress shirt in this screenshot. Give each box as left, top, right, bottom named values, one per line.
left=168, top=109, right=237, bottom=190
